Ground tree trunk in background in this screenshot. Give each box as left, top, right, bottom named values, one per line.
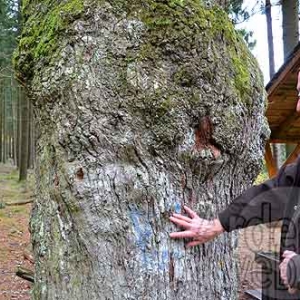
left=266, top=0, right=275, bottom=77
left=27, top=100, right=32, bottom=168
left=282, top=0, right=299, bottom=59
left=31, top=104, right=35, bottom=167
left=19, top=89, right=29, bottom=181
left=282, top=0, right=299, bottom=157
left=16, top=1, right=269, bottom=299
left=16, top=86, right=20, bottom=167
left=12, top=84, right=18, bottom=165
left=266, top=0, right=284, bottom=168
left=8, top=80, right=13, bottom=160
left=0, top=86, right=2, bottom=163
left=2, top=86, right=6, bottom=163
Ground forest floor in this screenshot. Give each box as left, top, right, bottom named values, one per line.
left=0, top=164, right=32, bottom=300
left=0, top=163, right=282, bottom=300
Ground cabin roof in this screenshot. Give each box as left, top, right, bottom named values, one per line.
left=266, top=42, right=300, bottom=143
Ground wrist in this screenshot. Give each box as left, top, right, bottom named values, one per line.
left=213, top=218, right=225, bottom=235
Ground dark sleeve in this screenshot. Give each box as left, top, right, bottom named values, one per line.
left=218, top=159, right=299, bottom=232
left=287, top=255, right=300, bottom=289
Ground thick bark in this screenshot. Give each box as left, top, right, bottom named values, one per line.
left=16, top=1, right=269, bottom=299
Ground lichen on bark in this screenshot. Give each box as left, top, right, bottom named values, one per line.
left=15, top=1, right=269, bottom=299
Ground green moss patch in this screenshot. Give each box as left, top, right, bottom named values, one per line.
left=15, top=0, right=260, bottom=102
left=14, top=0, right=84, bottom=79
left=107, top=0, right=257, bottom=100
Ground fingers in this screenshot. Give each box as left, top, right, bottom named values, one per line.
left=280, top=253, right=298, bottom=292
left=288, top=287, right=297, bottom=294
left=281, top=272, right=288, bottom=286
left=279, top=262, right=285, bottom=275
left=187, top=240, right=203, bottom=247
left=279, top=261, right=287, bottom=273
left=172, top=213, right=192, bottom=223
left=279, top=260, right=289, bottom=286
left=169, top=230, right=194, bottom=239
left=288, top=288, right=297, bottom=295
left=169, top=216, right=190, bottom=228
left=283, top=250, right=296, bottom=258
left=184, top=205, right=197, bottom=218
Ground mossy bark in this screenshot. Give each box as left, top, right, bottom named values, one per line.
left=15, top=1, right=269, bottom=299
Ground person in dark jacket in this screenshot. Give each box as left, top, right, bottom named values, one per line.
left=170, top=156, right=300, bottom=294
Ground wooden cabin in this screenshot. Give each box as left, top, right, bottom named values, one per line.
left=265, top=42, right=300, bottom=177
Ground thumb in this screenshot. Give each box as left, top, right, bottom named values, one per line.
left=288, top=287, right=297, bottom=295
left=283, top=250, right=295, bottom=258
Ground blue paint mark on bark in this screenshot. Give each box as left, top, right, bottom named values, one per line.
left=129, top=205, right=184, bottom=272
left=174, top=202, right=181, bottom=213
left=129, top=205, right=154, bottom=268
left=159, top=250, right=169, bottom=271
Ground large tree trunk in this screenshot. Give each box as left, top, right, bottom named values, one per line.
left=15, top=1, right=269, bottom=299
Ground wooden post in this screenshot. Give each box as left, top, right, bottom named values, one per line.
left=265, top=142, right=278, bottom=178
left=282, top=143, right=300, bottom=167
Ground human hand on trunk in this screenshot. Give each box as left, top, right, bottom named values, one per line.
left=279, top=250, right=298, bottom=294
left=169, top=205, right=224, bottom=247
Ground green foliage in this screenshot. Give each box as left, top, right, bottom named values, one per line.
left=0, top=0, right=20, bottom=164
left=0, top=0, right=19, bottom=67
left=225, top=0, right=257, bottom=51
left=255, top=170, right=268, bottom=184
left=237, top=28, right=256, bottom=50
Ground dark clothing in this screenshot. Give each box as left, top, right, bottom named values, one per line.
left=218, top=156, right=300, bottom=289
left=287, top=255, right=300, bottom=290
